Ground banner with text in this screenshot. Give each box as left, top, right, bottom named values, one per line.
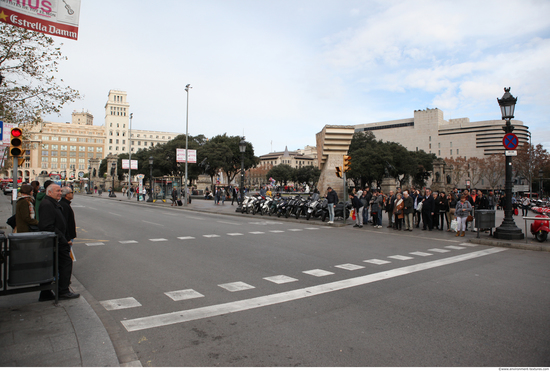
left=176, top=149, right=197, bottom=163
left=122, top=159, right=138, bottom=170
left=0, top=0, right=81, bottom=40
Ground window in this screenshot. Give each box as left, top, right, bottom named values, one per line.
left=70, top=158, right=76, bottom=163
left=109, top=139, right=113, bottom=144
left=116, top=139, right=119, bottom=144
left=457, top=149, right=460, bottom=155
left=122, top=140, right=125, bottom=144
left=79, top=153, right=85, bottom=157
left=51, top=151, right=57, bottom=156
left=60, top=137, right=68, bottom=141
left=450, top=142, right=452, bottom=147
left=60, top=151, right=67, bottom=157
left=79, top=146, right=85, bottom=151
left=51, top=137, right=58, bottom=141
left=42, top=157, right=49, bottom=162
left=61, top=145, right=67, bottom=150
left=138, top=141, right=141, bottom=145
left=61, top=158, right=67, bottom=163
left=144, top=142, right=147, bottom=146
left=42, top=144, right=49, bottom=149
left=51, top=158, right=58, bottom=162
left=450, top=149, right=453, bottom=155
left=88, top=147, right=94, bottom=152
left=70, top=146, right=76, bottom=151
left=429, top=136, right=431, bottom=141
left=51, top=144, right=58, bottom=150
left=97, top=147, right=102, bottom=152
left=42, top=136, right=50, bottom=140
left=438, top=150, right=441, bottom=156
left=42, top=151, right=49, bottom=156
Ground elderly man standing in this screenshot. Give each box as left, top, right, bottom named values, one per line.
left=38, top=184, right=79, bottom=301
left=60, top=186, right=77, bottom=245
left=402, top=190, right=414, bottom=231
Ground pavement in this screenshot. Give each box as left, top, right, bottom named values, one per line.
left=0, top=190, right=548, bottom=367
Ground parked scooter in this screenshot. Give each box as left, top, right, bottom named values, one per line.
left=306, top=193, right=321, bottom=220
left=334, top=200, right=352, bottom=220
left=530, top=207, right=550, bottom=242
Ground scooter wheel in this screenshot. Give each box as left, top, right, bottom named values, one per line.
left=321, top=211, right=327, bottom=222
left=285, top=210, right=290, bottom=218
left=306, top=212, right=311, bottom=220
left=536, top=230, right=548, bottom=242
left=246, top=207, right=250, bottom=214
left=296, top=209, right=301, bottom=219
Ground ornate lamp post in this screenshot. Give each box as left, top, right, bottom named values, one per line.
left=239, top=137, right=247, bottom=204
left=109, top=162, right=117, bottom=197
left=147, top=156, right=154, bottom=202
left=87, top=165, right=92, bottom=194
left=494, top=88, right=524, bottom=240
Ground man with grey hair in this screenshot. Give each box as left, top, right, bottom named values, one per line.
left=38, top=184, right=79, bottom=301
left=403, top=190, right=414, bottom=231
left=60, top=186, right=77, bottom=245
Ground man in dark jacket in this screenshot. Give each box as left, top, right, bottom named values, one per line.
left=385, top=190, right=396, bottom=228
left=38, top=184, right=79, bottom=301
left=60, top=186, right=77, bottom=242
left=326, top=186, right=338, bottom=224
left=402, top=190, right=414, bottom=231
left=422, top=188, right=435, bottom=231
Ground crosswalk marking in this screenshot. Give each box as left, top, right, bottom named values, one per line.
left=249, top=231, right=265, bottom=234
left=269, top=230, right=285, bottom=233
left=388, top=255, right=414, bottom=261
left=263, top=275, right=299, bottom=284
left=410, top=251, right=433, bottom=257
left=227, top=233, right=244, bottom=236
left=445, top=245, right=467, bottom=250
left=119, top=240, right=138, bottom=244
left=85, top=242, right=105, bottom=246
left=177, top=236, right=195, bottom=240
left=364, top=259, right=391, bottom=265
left=203, top=235, right=220, bottom=238
left=303, top=269, right=334, bottom=277
left=428, top=248, right=450, bottom=253
left=150, top=238, right=168, bottom=242
left=460, top=243, right=479, bottom=247
left=288, top=229, right=303, bottom=231
left=121, top=248, right=507, bottom=332
left=335, top=263, right=365, bottom=271
left=305, top=227, right=320, bottom=230
left=218, top=281, right=255, bottom=292
left=100, top=297, right=142, bottom=311
left=165, top=289, right=204, bottom=301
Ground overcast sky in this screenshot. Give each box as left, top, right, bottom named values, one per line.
left=46, top=0, right=550, bottom=156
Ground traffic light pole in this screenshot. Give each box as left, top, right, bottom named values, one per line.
left=343, top=172, right=348, bottom=224
left=12, top=156, right=18, bottom=214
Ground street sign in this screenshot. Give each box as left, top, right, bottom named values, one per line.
left=122, top=159, right=138, bottom=170
left=176, top=149, right=197, bottom=163
left=505, top=150, right=517, bottom=156
left=503, top=133, right=519, bottom=150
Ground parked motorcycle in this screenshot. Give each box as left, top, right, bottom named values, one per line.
left=334, top=201, right=352, bottom=220
left=530, top=207, right=550, bottom=242
left=305, top=193, right=321, bottom=220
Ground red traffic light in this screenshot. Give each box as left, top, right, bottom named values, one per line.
left=10, top=128, right=22, bottom=137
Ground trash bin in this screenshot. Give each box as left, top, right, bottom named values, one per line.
left=475, top=210, right=496, bottom=229
left=7, top=232, right=57, bottom=287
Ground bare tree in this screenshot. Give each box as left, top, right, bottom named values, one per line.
left=444, top=156, right=468, bottom=188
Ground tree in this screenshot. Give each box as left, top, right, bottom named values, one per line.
left=467, top=157, right=485, bottom=188
left=444, top=156, right=468, bottom=188
left=410, top=150, right=437, bottom=189
left=0, top=23, right=80, bottom=124
left=293, top=165, right=321, bottom=189
left=481, top=154, right=505, bottom=190
left=513, top=143, right=549, bottom=187
left=267, top=164, right=294, bottom=186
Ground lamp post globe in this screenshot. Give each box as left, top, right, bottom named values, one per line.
left=147, top=156, right=154, bottom=202
left=494, top=87, right=524, bottom=240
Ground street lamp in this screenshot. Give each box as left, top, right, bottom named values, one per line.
left=539, top=169, right=544, bottom=199
left=183, top=84, right=192, bottom=206
left=109, top=162, right=117, bottom=197
left=87, top=165, right=92, bottom=194
left=239, top=137, right=247, bottom=204
left=494, top=87, right=524, bottom=240
left=147, top=156, right=154, bottom=202
left=128, top=112, right=133, bottom=199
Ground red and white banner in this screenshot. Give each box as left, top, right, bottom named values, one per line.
left=0, top=0, right=81, bottom=40
left=122, top=159, right=138, bottom=170
left=176, top=149, right=197, bottom=163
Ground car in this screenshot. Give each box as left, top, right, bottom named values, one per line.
left=3, top=185, right=13, bottom=195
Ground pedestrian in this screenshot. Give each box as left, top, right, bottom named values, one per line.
left=350, top=192, right=363, bottom=228
left=221, top=187, right=226, bottom=205
left=385, top=190, right=395, bottom=228
left=413, top=189, right=423, bottom=228
left=371, top=190, right=383, bottom=228
left=142, top=186, right=147, bottom=201
left=122, top=186, right=126, bottom=196
left=402, top=190, right=414, bottom=231
left=522, top=196, right=530, bottom=216
left=38, top=184, right=80, bottom=301
left=15, top=184, right=39, bottom=233
left=171, top=187, right=178, bottom=206
left=231, top=186, right=238, bottom=205
left=487, top=191, right=496, bottom=210
left=60, top=186, right=77, bottom=246
left=455, top=193, right=472, bottom=237
left=422, top=188, right=435, bottom=231
left=30, top=180, right=40, bottom=206
left=393, top=193, right=404, bottom=230
left=437, top=191, right=449, bottom=231
left=94, top=185, right=98, bottom=194
left=326, top=186, right=338, bottom=224
left=35, top=180, right=53, bottom=221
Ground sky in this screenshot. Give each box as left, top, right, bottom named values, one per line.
left=44, top=0, right=550, bottom=156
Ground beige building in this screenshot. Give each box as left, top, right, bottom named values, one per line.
left=258, top=146, right=317, bottom=169
left=354, top=108, right=530, bottom=159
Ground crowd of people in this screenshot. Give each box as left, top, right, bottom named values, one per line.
left=343, top=186, right=501, bottom=237
left=12, top=180, right=79, bottom=302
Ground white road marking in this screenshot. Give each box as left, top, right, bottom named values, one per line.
left=218, top=221, right=241, bottom=225
left=263, top=275, right=299, bottom=284
left=388, top=255, right=414, bottom=261
left=85, top=242, right=105, bottom=246
left=305, top=227, right=320, bottom=230
left=203, top=235, right=220, bottom=238
left=460, top=243, right=479, bottom=247
left=249, top=221, right=283, bottom=225
left=177, top=236, right=195, bottom=240
left=428, top=248, right=450, bottom=253
left=119, top=240, right=138, bottom=244
left=227, top=233, right=244, bottom=236
left=288, top=229, right=303, bottom=231
left=218, top=282, right=255, bottom=292
left=150, top=238, right=168, bottom=242
left=335, top=263, right=365, bottom=271
left=249, top=231, right=265, bottom=235
left=303, top=269, right=334, bottom=277
left=410, top=251, right=433, bottom=257
left=121, top=248, right=507, bottom=332
left=109, top=212, right=122, bottom=217
left=88, top=207, right=97, bottom=210
left=185, top=216, right=205, bottom=220
left=165, top=289, right=204, bottom=301
left=142, top=220, right=163, bottom=226
left=269, top=230, right=285, bottom=233
left=100, top=297, right=142, bottom=311
left=364, top=259, right=391, bottom=265
left=445, top=245, right=467, bottom=250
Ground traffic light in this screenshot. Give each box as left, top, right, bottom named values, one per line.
left=17, top=157, right=26, bottom=167
left=343, top=155, right=351, bottom=172
left=335, top=166, right=342, bottom=178
left=9, top=128, right=23, bottom=157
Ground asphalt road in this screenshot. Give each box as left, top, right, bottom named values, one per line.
left=71, top=195, right=550, bottom=367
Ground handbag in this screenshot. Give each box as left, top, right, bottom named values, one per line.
left=6, top=214, right=16, bottom=229
left=466, top=215, right=473, bottom=222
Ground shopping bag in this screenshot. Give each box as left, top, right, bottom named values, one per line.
left=450, top=219, right=458, bottom=232
left=350, top=209, right=356, bottom=220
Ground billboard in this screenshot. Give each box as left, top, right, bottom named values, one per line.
left=0, top=0, right=81, bottom=40
left=176, top=149, right=197, bottom=163
left=122, top=159, right=138, bottom=170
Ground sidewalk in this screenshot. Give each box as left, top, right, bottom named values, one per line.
left=0, top=194, right=121, bottom=367
left=96, top=191, right=550, bottom=252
